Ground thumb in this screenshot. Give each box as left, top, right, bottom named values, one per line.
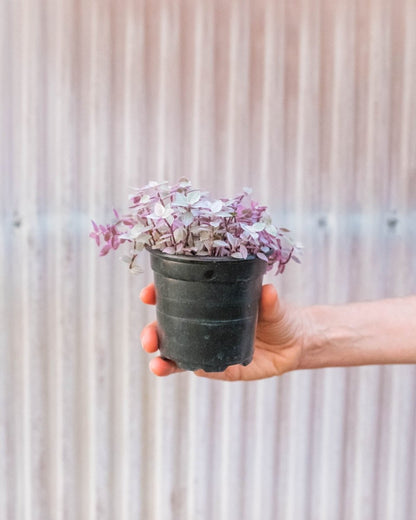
left=258, top=284, right=282, bottom=323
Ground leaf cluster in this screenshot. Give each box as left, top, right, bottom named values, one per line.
left=90, top=179, right=302, bottom=275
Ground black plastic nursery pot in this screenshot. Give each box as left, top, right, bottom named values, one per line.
left=149, top=249, right=267, bottom=372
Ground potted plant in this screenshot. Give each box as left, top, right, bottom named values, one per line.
left=90, top=179, right=301, bottom=372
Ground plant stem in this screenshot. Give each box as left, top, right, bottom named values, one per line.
left=164, top=219, right=177, bottom=248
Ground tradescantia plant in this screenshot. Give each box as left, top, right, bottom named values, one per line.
left=90, top=178, right=302, bottom=274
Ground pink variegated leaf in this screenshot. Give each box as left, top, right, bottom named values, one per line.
left=89, top=232, right=100, bottom=246
left=162, top=246, right=176, bottom=255
left=213, top=240, right=228, bottom=248
left=99, top=243, right=112, bottom=256
left=256, top=252, right=268, bottom=262
left=239, top=244, right=248, bottom=259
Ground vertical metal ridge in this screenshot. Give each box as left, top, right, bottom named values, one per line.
left=1, top=6, right=14, bottom=515
left=1, top=0, right=13, bottom=517
left=45, top=1, right=63, bottom=518
left=407, top=366, right=416, bottom=519
left=219, top=382, right=246, bottom=520
left=0, top=256, right=10, bottom=518
left=246, top=378, right=276, bottom=520
left=185, top=373, right=197, bottom=519
left=403, top=0, right=416, bottom=210
left=156, top=2, right=168, bottom=180
left=79, top=2, right=100, bottom=519
left=110, top=4, right=130, bottom=520
left=189, top=0, right=204, bottom=181
left=224, top=1, right=239, bottom=194
left=257, top=0, right=285, bottom=204
left=11, top=2, right=33, bottom=518
left=377, top=366, right=416, bottom=520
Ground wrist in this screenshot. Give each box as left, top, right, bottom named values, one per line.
left=298, top=302, right=377, bottom=370
left=298, top=304, right=333, bottom=370
left=298, top=297, right=416, bottom=370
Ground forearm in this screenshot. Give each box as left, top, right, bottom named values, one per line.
left=300, top=296, right=416, bottom=369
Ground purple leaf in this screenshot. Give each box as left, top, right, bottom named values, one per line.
left=89, top=232, right=100, bottom=246
left=100, top=243, right=112, bottom=256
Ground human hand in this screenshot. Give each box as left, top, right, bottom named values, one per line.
left=140, top=283, right=310, bottom=381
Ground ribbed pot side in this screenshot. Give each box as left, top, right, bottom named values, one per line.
left=149, top=249, right=267, bottom=372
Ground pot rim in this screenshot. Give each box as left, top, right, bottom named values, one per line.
left=146, top=246, right=266, bottom=264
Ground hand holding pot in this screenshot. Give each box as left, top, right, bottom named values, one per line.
left=140, top=283, right=309, bottom=381
left=141, top=287, right=416, bottom=378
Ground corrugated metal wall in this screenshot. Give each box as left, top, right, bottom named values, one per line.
left=1, top=0, right=416, bottom=519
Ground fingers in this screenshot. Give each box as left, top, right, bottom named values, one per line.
left=140, top=321, right=159, bottom=352
left=140, top=321, right=184, bottom=376
left=140, top=284, right=156, bottom=305
left=258, top=284, right=281, bottom=323
left=194, top=364, right=243, bottom=381
left=149, top=357, right=184, bottom=376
